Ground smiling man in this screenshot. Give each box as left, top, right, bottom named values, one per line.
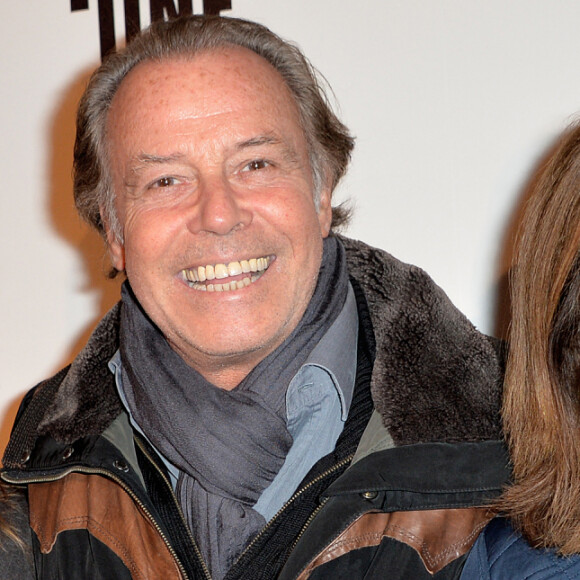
left=3, top=16, right=509, bottom=580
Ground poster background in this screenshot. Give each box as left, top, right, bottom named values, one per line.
left=3, top=1, right=580, bottom=457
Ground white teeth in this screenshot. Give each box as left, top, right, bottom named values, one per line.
left=204, top=277, right=252, bottom=292
left=228, top=261, right=242, bottom=276
left=214, top=264, right=228, bottom=279
left=182, top=256, right=271, bottom=292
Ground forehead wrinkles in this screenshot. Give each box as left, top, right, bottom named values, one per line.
left=107, top=54, right=309, bottom=166
left=111, top=48, right=300, bottom=125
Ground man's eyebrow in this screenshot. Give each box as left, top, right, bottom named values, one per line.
left=132, top=152, right=187, bottom=168
left=236, top=134, right=301, bottom=164
left=235, top=135, right=283, bottom=150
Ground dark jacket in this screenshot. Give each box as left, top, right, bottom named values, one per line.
left=461, top=518, right=580, bottom=579
left=2, top=237, right=509, bottom=579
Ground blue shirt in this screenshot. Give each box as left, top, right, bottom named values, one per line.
left=109, top=283, right=358, bottom=521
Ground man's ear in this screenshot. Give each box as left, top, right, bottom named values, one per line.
left=101, top=212, right=125, bottom=272
left=317, top=184, right=333, bottom=238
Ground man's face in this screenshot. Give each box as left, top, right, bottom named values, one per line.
left=105, top=48, right=332, bottom=389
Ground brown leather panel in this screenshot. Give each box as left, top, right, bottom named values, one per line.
left=29, top=473, right=184, bottom=580
left=300, top=507, right=491, bottom=578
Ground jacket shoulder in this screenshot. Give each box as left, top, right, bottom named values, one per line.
left=3, top=303, right=123, bottom=468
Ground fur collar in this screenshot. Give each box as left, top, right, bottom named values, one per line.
left=6, top=236, right=503, bottom=457
left=339, top=236, right=502, bottom=445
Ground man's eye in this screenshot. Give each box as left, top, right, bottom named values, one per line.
left=244, top=159, right=269, bottom=171
left=151, top=176, right=178, bottom=188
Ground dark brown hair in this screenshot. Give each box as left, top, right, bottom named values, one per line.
left=73, top=15, right=354, bottom=241
left=0, top=483, right=26, bottom=552
left=501, top=121, right=580, bottom=554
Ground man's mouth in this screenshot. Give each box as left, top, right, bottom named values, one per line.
left=181, top=256, right=272, bottom=292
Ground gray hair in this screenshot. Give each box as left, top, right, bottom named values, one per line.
left=74, top=15, right=355, bottom=240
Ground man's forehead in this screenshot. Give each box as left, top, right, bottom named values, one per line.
left=106, top=47, right=306, bottom=157
left=113, top=46, right=292, bottom=109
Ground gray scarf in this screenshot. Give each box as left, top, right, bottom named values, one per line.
left=119, top=236, right=348, bottom=578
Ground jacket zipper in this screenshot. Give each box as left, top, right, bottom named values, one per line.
left=134, top=437, right=213, bottom=580
left=137, top=441, right=354, bottom=578
left=3, top=465, right=192, bottom=580
left=232, top=453, right=354, bottom=567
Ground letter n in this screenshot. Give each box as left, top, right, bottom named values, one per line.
left=150, top=0, right=193, bottom=21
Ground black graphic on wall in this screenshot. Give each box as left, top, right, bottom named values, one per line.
left=71, top=0, right=232, bottom=59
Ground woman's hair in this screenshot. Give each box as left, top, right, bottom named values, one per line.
left=501, top=121, right=580, bottom=554
left=0, top=483, right=27, bottom=552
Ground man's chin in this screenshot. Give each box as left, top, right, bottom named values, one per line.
left=166, top=333, right=281, bottom=383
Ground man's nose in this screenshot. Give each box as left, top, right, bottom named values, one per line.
left=187, top=174, right=252, bottom=235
